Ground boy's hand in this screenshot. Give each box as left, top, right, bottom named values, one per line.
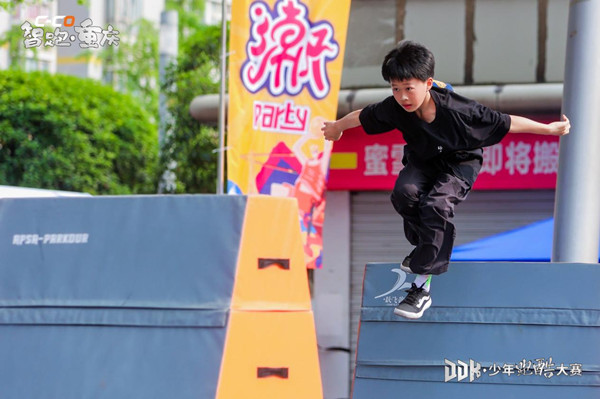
left=548, top=114, right=571, bottom=136
left=322, top=121, right=344, bottom=141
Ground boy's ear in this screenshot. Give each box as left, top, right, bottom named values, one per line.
left=426, top=77, right=434, bottom=90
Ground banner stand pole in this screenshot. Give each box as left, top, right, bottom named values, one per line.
left=217, top=0, right=228, bottom=194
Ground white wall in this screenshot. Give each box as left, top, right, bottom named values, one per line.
left=405, top=0, right=466, bottom=86
left=341, top=0, right=396, bottom=88
left=341, top=0, right=569, bottom=88
left=473, top=0, right=537, bottom=83
left=546, top=0, right=569, bottom=82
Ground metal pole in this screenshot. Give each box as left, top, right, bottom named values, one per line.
left=216, top=0, right=228, bottom=194
left=552, top=0, right=600, bottom=263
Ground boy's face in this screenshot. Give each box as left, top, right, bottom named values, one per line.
left=390, top=77, right=433, bottom=112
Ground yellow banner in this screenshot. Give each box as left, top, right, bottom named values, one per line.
left=227, top=0, right=351, bottom=268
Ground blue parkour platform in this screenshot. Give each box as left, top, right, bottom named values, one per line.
left=352, top=262, right=600, bottom=398
left=0, top=196, right=247, bottom=399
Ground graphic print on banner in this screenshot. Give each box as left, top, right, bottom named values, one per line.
left=241, top=1, right=339, bottom=99
left=227, top=0, right=350, bottom=268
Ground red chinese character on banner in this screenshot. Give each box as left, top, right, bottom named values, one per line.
left=481, top=144, right=503, bottom=176
left=505, top=141, right=532, bottom=175
left=364, top=144, right=389, bottom=176
left=242, top=0, right=339, bottom=99
left=533, top=141, right=559, bottom=175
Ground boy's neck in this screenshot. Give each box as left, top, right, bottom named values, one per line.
left=415, top=91, right=436, bottom=123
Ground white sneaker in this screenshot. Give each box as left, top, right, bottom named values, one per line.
left=393, top=283, right=432, bottom=319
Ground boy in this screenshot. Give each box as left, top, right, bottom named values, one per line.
left=322, top=41, right=570, bottom=319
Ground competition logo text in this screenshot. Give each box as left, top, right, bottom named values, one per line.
left=241, top=0, right=339, bottom=99
left=21, top=17, right=119, bottom=49
left=374, top=267, right=412, bottom=304
left=12, top=233, right=89, bottom=245
left=444, top=358, right=583, bottom=383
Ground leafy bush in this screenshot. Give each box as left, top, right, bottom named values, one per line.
left=0, top=70, right=158, bottom=194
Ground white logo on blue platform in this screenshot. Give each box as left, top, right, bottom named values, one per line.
left=374, top=268, right=412, bottom=299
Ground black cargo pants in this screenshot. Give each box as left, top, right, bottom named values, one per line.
left=390, top=155, right=481, bottom=275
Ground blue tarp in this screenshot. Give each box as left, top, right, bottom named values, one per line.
left=451, top=218, right=600, bottom=262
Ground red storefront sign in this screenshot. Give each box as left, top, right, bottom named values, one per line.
left=327, top=117, right=560, bottom=191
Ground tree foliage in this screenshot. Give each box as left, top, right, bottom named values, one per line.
left=1, top=0, right=87, bottom=12
left=165, top=0, right=205, bottom=42
left=0, top=18, right=54, bottom=69
left=0, top=70, right=158, bottom=194
left=0, top=24, right=30, bottom=69
left=93, top=18, right=160, bottom=120
left=1, top=0, right=223, bottom=194
left=160, top=23, right=222, bottom=193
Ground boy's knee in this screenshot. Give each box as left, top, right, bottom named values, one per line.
left=391, top=184, right=420, bottom=213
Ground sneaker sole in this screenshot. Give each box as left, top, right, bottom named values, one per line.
left=393, top=297, right=432, bottom=319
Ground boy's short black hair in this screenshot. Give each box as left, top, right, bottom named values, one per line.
left=381, top=40, right=435, bottom=83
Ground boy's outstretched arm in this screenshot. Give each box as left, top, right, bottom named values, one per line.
left=322, top=109, right=363, bottom=141
left=509, top=114, right=571, bottom=136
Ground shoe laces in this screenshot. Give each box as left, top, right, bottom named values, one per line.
left=403, top=283, right=425, bottom=306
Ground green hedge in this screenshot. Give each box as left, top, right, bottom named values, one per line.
left=0, top=70, right=158, bottom=194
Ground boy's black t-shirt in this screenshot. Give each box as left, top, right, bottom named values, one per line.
left=359, top=86, right=512, bottom=165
